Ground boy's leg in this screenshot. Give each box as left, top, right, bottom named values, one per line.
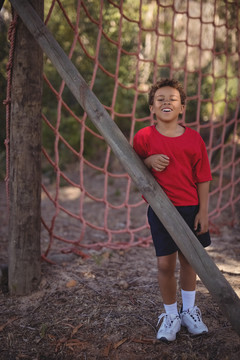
left=157, top=252, right=177, bottom=304
left=178, top=251, right=196, bottom=310
left=178, top=251, right=196, bottom=291
left=178, top=252, right=208, bottom=335
left=156, top=252, right=181, bottom=341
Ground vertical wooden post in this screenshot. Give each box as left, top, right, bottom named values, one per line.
left=8, top=0, right=43, bottom=295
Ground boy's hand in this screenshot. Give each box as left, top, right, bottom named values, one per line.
left=194, top=211, right=209, bottom=235
left=144, top=154, right=170, bottom=172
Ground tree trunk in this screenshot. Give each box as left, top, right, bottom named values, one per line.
left=8, top=0, right=43, bottom=295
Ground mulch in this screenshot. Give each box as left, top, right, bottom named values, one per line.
left=0, top=180, right=240, bottom=359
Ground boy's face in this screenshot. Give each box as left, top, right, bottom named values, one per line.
left=150, top=86, right=184, bottom=122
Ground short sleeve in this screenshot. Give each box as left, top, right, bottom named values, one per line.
left=133, top=130, right=148, bottom=159
left=193, top=137, right=212, bottom=183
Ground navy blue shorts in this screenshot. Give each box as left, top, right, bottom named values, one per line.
left=147, top=205, right=211, bottom=257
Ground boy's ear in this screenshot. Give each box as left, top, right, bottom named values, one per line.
left=149, top=105, right=154, bottom=114
left=180, top=105, right=185, bottom=114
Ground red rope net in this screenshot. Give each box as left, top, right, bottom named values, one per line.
left=6, top=0, right=240, bottom=258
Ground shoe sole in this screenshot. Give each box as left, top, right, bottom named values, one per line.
left=157, top=333, right=179, bottom=342
left=157, top=336, right=174, bottom=343
left=182, top=326, right=208, bottom=336
left=189, top=330, right=208, bottom=337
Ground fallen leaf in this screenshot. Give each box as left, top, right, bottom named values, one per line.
left=65, top=339, right=88, bottom=350
left=103, top=343, right=111, bottom=357
left=47, top=334, right=56, bottom=341
left=66, top=279, right=77, bottom=288
left=67, top=340, right=83, bottom=345
left=102, top=251, right=111, bottom=260
left=118, top=280, right=129, bottom=290
left=83, top=271, right=95, bottom=279
left=113, top=338, right=128, bottom=349
left=58, top=337, right=68, bottom=343
left=54, top=337, right=68, bottom=352
left=71, top=323, right=83, bottom=336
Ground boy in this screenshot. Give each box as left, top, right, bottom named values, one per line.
left=133, top=79, right=212, bottom=342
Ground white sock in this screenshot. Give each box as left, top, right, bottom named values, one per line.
left=181, top=289, right=196, bottom=311
left=164, top=302, right=178, bottom=316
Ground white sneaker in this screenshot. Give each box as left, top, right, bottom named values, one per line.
left=180, top=306, right=208, bottom=335
left=156, top=313, right=181, bottom=342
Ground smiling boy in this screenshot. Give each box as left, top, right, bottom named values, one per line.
left=133, top=79, right=212, bottom=342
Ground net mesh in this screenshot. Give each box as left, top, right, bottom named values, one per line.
left=6, top=0, right=240, bottom=258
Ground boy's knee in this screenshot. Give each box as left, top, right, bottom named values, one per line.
left=157, top=259, right=175, bottom=276
left=157, top=253, right=176, bottom=275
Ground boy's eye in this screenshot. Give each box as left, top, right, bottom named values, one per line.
left=157, top=98, right=177, bottom=101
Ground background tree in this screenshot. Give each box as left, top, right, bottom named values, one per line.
left=8, top=0, right=43, bottom=295
left=0, top=5, right=10, bottom=179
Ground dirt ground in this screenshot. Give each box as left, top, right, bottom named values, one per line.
left=0, top=179, right=240, bottom=360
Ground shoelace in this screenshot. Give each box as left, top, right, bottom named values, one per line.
left=187, top=306, right=202, bottom=322
left=157, top=313, right=179, bottom=328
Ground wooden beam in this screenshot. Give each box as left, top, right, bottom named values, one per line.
left=9, top=0, right=240, bottom=334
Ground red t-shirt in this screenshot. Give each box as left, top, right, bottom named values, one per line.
left=133, top=125, right=212, bottom=206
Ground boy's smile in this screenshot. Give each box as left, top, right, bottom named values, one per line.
left=162, top=107, right=172, bottom=113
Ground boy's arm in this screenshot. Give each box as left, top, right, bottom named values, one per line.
left=144, top=154, right=169, bottom=172
left=194, top=181, right=210, bottom=235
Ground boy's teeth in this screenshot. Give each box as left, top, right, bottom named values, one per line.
left=162, top=109, right=171, bottom=112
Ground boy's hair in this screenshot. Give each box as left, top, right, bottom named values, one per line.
left=148, top=79, right=186, bottom=106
